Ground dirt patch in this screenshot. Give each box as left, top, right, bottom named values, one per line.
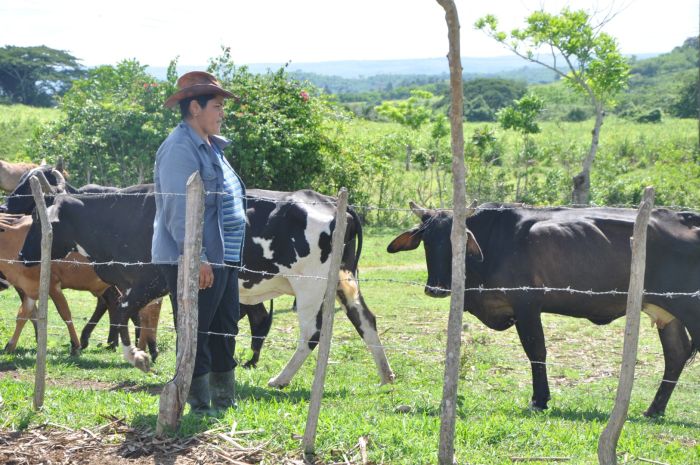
left=0, top=417, right=316, bottom=465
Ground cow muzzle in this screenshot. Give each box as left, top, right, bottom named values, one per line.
left=425, top=284, right=451, bottom=298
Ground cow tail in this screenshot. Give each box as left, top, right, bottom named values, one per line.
left=348, top=206, right=363, bottom=275
left=261, top=299, right=274, bottom=339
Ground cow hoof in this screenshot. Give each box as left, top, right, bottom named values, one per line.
left=70, top=346, right=82, bottom=357
left=267, top=378, right=289, bottom=389
left=643, top=408, right=665, bottom=418
left=527, top=401, right=547, bottom=412
left=80, top=339, right=90, bottom=350
left=380, top=371, right=397, bottom=386
left=3, top=342, right=16, bottom=353
left=242, top=361, right=257, bottom=369
left=122, top=345, right=151, bottom=373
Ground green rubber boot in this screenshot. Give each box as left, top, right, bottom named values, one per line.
left=210, top=370, right=237, bottom=411
left=187, top=373, right=211, bottom=413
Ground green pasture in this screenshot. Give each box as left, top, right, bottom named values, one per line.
left=0, top=230, right=698, bottom=464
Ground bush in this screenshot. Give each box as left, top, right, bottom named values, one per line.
left=564, top=107, right=589, bottom=122
left=636, top=108, right=663, bottom=124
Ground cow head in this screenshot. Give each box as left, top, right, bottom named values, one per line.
left=3, top=166, right=68, bottom=215
left=19, top=195, right=82, bottom=266
left=387, top=201, right=482, bottom=298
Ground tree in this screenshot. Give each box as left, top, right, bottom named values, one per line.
left=0, top=46, right=85, bottom=106
left=30, top=59, right=178, bottom=186
left=208, top=47, right=336, bottom=192
left=476, top=8, right=630, bottom=204
left=376, top=89, right=434, bottom=169
left=460, top=78, right=527, bottom=121
left=498, top=94, right=545, bottom=200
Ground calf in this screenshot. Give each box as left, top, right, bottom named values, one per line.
left=0, top=214, right=109, bottom=354
left=388, top=202, right=699, bottom=417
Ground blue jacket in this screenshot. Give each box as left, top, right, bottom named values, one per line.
left=152, top=121, right=246, bottom=265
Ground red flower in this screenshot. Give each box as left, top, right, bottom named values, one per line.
left=300, top=90, right=309, bottom=102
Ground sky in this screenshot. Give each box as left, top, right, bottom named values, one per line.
left=1, top=0, right=698, bottom=68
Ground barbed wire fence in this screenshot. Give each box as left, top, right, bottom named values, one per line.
left=0, top=173, right=698, bottom=462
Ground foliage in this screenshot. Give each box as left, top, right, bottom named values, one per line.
left=620, top=37, right=698, bottom=116
left=460, top=78, right=528, bottom=122
left=209, top=49, right=331, bottom=192
left=0, top=46, right=85, bottom=107
left=28, top=60, right=178, bottom=186
left=0, top=105, right=59, bottom=161
left=497, top=94, right=544, bottom=135
left=672, top=74, right=699, bottom=118
left=476, top=9, right=630, bottom=107
left=636, top=108, right=663, bottom=124
left=375, top=90, right=434, bottom=129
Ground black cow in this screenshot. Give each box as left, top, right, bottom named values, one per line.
left=18, top=176, right=395, bottom=387
left=388, top=202, right=699, bottom=417
left=7, top=167, right=271, bottom=368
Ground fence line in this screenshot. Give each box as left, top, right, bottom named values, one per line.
left=1, top=189, right=699, bottom=213
left=3, top=314, right=699, bottom=390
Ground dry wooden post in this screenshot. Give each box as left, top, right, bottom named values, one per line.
left=598, top=186, right=655, bottom=465
left=435, top=1, right=466, bottom=464
left=303, top=188, right=349, bottom=458
left=29, top=175, right=52, bottom=410
left=156, top=172, right=204, bottom=435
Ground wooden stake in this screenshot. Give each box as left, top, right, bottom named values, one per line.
left=156, top=172, right=204, bottom=435
left=598, top=186, right=655, bottom=465
left=30, top=175, right=52, bottom=410
left=435, top=1, right=466, bottom=464
left=303, top=188, right=349, bottom=457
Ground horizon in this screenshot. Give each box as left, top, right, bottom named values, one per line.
left=1, top=0, right=697, bottom=69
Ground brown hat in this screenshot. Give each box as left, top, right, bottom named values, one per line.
left=164, top=71, right=234, bottom=108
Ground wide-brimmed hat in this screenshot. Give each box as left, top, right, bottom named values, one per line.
left=164, top=71, right=234, bottom=108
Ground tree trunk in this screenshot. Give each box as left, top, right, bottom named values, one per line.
left=572, top=104, right=604, bottom=205
left=435, top=1, right=466, bottom=464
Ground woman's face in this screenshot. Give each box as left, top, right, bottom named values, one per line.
left=192, top=95, right=226, bottom=137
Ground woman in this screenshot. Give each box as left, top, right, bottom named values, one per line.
left=152, top=71, right=246, bottom=412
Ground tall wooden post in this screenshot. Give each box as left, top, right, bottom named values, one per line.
left=598, top=187, right=655, bottom=464
left=29, top=175, right=52, bottom=410
left=156, top=172, right=204, bottom=435
left=303, top=188, right=349, bottom=458
left=435, top=1, right=466, bottom=464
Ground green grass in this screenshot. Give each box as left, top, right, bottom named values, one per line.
left=0, top=104, right=61, bottom=161
left=1, top=230, right=698, bottom=464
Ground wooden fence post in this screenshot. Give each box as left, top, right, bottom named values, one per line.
left=598, top=186, right=655, bottom=464
left=303, top=188, right=349, bottom=458
left=156, top=172, right=204, bottom=435
left=435, top=1, right=466, bottom=464
left=29, top=175, right=52, bottom=410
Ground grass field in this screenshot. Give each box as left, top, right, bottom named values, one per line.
left=0, top=229, right=698, bottom=464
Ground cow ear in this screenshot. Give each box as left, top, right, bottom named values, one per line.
left=466, top=230, right=484, bottom=262
left=387, top=227, right=423, bottom=253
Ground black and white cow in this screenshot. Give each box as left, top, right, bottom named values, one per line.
left=5, top=167, right=270, bottom=367
left=18, top=178, right=395, bottom=387
left=388, top=202, right=699, bottom=417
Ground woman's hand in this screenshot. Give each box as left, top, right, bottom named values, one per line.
left=199, top=263, right=214, bottom=289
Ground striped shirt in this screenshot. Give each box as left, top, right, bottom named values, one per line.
left=213, top=146, right=246, bottom=263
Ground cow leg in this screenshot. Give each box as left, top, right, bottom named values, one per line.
left=241, top=303, right=273, bottom=368
left=49, top=285, right=81, bottom=356
left=514, top=308, right=549, bottom=411
left=336, top=270, right=395, bottom=385
left=101, top=286, right=121, bottom=350
left=5, top=299, right=35, bottom=353
left=268, top=289, right=325, bottom=388
left=644, top=319, right=692, bottom=417
left=118, top=281, right=166, bottom=372
left=80, top=295, right=109, bottom=350
left=136, top=299, right=162, bottom=362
